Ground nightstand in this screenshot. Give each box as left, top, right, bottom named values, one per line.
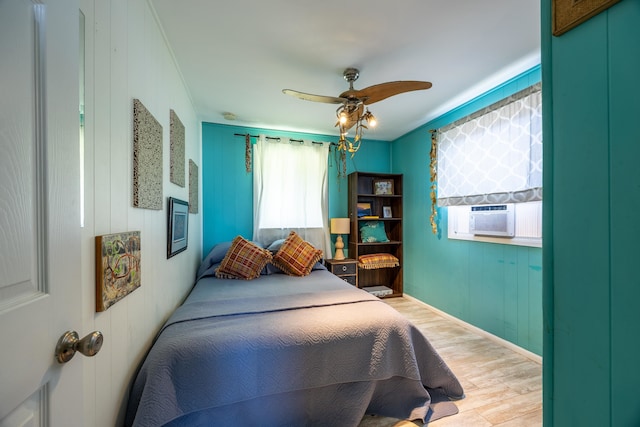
left=324, top=258, right=358, bottom=287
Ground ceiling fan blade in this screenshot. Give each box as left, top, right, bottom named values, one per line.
left=282, top=89, right=346, bottom=104
left=341, top=81, right=432, bottom=105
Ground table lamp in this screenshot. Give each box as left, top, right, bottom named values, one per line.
left=330, top=218, right=350, bottom=260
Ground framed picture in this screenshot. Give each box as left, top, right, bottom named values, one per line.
left=95, top=231, right=141, bottom=312
left=552, top=0, right=620, bottom=36
left=373, top=178, right=394, bottom=195
left=357, top=202, right=372, bottom=217
left=383, top=206, right=392, bottom=218
left=167, top=197, right=189, bottom=258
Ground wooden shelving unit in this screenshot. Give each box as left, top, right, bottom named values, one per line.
left=347, top=172, right=403, bottom=297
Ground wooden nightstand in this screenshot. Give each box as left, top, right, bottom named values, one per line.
left=324, top=258, right=358, bottom=287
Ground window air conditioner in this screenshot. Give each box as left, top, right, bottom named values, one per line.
left=469, top=204, right=515, bottom=237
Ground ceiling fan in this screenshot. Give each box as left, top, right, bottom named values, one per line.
left=282, top=67, right=433, bottom=134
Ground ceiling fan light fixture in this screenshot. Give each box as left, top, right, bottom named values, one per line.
left=335, top=102, right=373, bottom=156
left=364, top=109, right=377, bottom=128
left=282, top=68, right=432, bottom=176
left=338, top=111, right=348, bottom=125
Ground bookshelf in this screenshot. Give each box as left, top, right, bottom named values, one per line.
left=347, top=172, right=403, bottom=297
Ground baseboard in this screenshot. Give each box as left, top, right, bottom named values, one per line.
left=403, top=293, right=543, bottom=365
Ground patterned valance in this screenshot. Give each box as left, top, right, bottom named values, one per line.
left=435, top=83, right=542, bottom=207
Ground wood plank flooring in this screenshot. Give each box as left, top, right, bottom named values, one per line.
left=358, top=297, right=542, bottom=427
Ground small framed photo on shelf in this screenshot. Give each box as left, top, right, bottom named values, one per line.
left=357, top=202, right=372, bottom=217
left=383, top=206, right=392, bottom=218
left=167, top=197, right=189, bottom=258
left=373, top=178, right=394, bottom=195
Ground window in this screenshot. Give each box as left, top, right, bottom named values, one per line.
left=253, top=135, right=331, bottom=255
left=431, top=83, right=542, bottom=246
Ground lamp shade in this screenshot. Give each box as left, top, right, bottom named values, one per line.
left=330, top=218, right=350, bottom=235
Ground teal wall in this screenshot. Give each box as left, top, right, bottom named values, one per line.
left=542, top=0, right=640, bottom=425
left=392, top=67, right=543, bottom=355
left=201, top=122, right=391, bottom=256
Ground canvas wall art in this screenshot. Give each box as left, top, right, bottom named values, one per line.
left=95, top=231, right=141, bottom=312
left=133, top=99, right=163, bottom=210
left=170, top=109, right=185, bottom=187
left=189, top=159, right=199, bottom=213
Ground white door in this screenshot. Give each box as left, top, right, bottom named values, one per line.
left=0, top=1, right=86, bottom=425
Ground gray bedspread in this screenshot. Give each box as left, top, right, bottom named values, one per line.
left=125, top=270, right=463, bottom=426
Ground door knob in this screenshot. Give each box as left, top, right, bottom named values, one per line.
left=55, top=330, right=104, bottom=363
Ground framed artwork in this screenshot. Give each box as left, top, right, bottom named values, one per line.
left=95, top=231, right=141, bottom=312
left=169, top=109, right=185, bottom=187
left=373, top=178, right=394, bottom=195
left=552, top=0, right=620, bottom=36
left=132, top=99, right=163, bottom=210
left=357, top=202, right=372, bottom=217
left=167, top=197, right=189, bottom=258
left=188, top=159, right=199, bottom=213
left=383, top=206, right=392, bottom=218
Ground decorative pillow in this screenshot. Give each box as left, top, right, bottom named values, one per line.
left=267, top=238, right=286, bottom=252
left=196, top=240, right=265, bottom=280
left=358, top=253, right=399, bottom=270
left=215, top=236, right=272, bottom=280
left=195, top=241, right=233, bottom=280
left=272, top=231, right=323, bottom=277
left=360, top=221, right=389, bottom=243
left=261, top=238, right=286, bottom=275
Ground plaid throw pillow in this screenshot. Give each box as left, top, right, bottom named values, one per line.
left=272, top=231, right=323, bottom=277
left=215, top=236, right=272, bottom=280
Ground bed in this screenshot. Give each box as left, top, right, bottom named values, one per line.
left=125, top=235, right=464, bottom=426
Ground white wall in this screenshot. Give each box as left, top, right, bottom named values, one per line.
left=79, top=0, right=201, bottom=425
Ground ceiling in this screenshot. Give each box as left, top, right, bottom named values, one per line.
left=150, top=0, right=540, bottom=141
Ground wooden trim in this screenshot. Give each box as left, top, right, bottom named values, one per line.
left=553, top=0, right=620, bottom=36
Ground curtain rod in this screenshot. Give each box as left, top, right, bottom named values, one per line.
left=233, top=133, right=333, bottom=146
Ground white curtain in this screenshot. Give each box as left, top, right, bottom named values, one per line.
left=436, top=83, right=542, bottom=206
left=253, top=135, right=331, bottom=257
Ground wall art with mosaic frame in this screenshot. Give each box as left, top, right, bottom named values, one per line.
left=132, top=99, right=163, bottom=209
left=170, top=109, right=185, bottom=187
left=189, top=159, right=198, bottom=214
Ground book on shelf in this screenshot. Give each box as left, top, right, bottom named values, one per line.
left=360, top=215, right=379, bottom=219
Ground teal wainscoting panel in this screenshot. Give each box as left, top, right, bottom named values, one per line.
left=608, top=2, right=640, bottom=425
left=503, top=247, right=519, bottom=344
left=202, top=123, right=253, bottom=255
left=544, top=0, right=640, bottom=422
left=521, top=248, right=543, bottom=354
left=547, top=3, right=625, bottom=424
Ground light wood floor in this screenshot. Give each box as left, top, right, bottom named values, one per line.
left=359, top=297, right=542, bottom=427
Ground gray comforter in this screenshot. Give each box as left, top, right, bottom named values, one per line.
left=125, top=270, right=463, bottom=426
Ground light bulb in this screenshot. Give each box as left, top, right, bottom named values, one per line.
left=363, top=110, right=377, bottom=128
left=368, top=116, right=377, bottom=127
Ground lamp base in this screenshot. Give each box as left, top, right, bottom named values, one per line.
left=334, top=235, right=345, bottom=260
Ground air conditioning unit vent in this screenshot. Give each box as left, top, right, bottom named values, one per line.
left=469, top=204, right=515, bottom=237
